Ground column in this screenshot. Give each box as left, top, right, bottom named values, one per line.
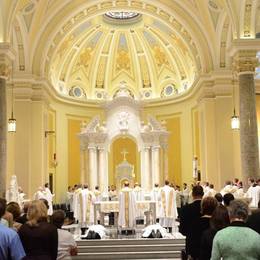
left=80, top=147, right=86, bottom=184
left=235, top=51, right=260, bottom=187
left=151, top=146, right=160, bottom=186
left=88, top=146, right=98, bottom=190
left=162, top=145, right=168, bottom=181
left=98, top=147, right=108, bottom=193
left=0, top=77, right=7, bottom=197
left=141, top=147, right=150, bottom=191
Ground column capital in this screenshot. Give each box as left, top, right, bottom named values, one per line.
left=233, top=50, right=259, bottom=74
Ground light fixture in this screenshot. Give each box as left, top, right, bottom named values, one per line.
left=45, top=130, right=55, bottom=138
left=231, top=108, right=240, bottom=130
left=231, top=73, right=240, bottom=130
left=8, top=63, right=16, bottom=132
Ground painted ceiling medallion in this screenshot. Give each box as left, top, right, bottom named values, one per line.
left=105, top=11, right=139, bottom=20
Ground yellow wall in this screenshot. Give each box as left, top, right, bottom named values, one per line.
left=68, top=119, right=81, bottom=187
left=164, top=116, right=182, bottom=186
left=109, top=137, right=139, bottom=187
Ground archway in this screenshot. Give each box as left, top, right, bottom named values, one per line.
left=109, top=136, right=140, bottom=188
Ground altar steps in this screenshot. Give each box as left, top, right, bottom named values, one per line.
left=73, top=238, right=185, bottom=260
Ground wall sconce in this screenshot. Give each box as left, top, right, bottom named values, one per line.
left=231, top=73, right=240, bottom=130
left=45, top=130, right=55, bottom=138
left=8, top=63, right=16, bottom=133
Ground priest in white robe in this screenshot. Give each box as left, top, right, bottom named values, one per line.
left=245, top=180, right=260, bottom=208
left=158, top=180, right=177, bottom=232
left=133, top=183, right=145, bottom=221
left=79, top=184, right=95, bottom=226
left=150, top=183, right=161, bottom=220
left=73, top=185, right=83, bottom=222
left=118, top=181, right=136, bottom=229
left=220, top=181, right=233, bottom=196
left=44, top=183, right=54, bottom=215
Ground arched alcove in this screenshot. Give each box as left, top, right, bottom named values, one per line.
left=109, top=136, right=139, bottom=187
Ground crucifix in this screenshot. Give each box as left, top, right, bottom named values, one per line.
left=121, top=149, right=129, bottom=161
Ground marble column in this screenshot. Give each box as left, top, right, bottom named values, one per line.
left=162, top=145, right=168, bottom=181
left=151, top=146, right=160, bottom=186
left=98, top=147, right=108, bottom=193
left=88, top=146, right=98, bottom=191
left=0, top=78, right=7, bottom=197
left=80, top=147, right=86, bottom=184
left=235, top=51, right=260, bottom=187
left=141, top=147, right=150, bottom=191
left=239, top=73, right=259, bottom=185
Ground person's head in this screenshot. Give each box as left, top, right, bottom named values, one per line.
left=6, top=202, right=21, bottom=221
left=0, top=198, right=7, bottom=218
left=52, top=210, right=66, bottom=229
left=44, top=183, right=49, bottom=188
left=68, top=186, right=71, bottom=191
left=154, top=183, right=159, bottom=188
left=223, top=193, right=235, bottom=207
left=23, top=201, right=30, bottom=214
left=225, top=180, right=231, bottom=186
left=228, top=199, right=249, bottom=222
left=215, top=193, right=223, bottom=203
left=209, top=184, right=214, bottom=189
left=27, top=200, right=48, bottom=226
left=124, top=181, right=129, bottom=187
left=248, top=178, right=255, bottom=185
left=95, top=185, right=99, bottom=190
left=201, top=197, right=218, bottom=216
left=83, top=184, right=88, bottom=189
left=210, top=205, right=230, bottom=231
left=192, top=185, right=204, bottom=199
left=183, top=183, right=187, bottom=188
left=165, top=180, right=170, bottom=186
left=238, top=181, right=243, bottom=188
left=176, top=185, right=180, bottom=191
left=234, top=178, right=239, bottom=184
left=39, top=198, right=49, bottom=210
left=134, top=182, right=139, bottom=188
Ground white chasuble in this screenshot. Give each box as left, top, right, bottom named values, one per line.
left=118, top=187, right=137, bottom=228
left=79, top=188, right=95, bottom=225
left=159, top=185, right=177, bottom=227
left=45, top=187, right=54, bottom=215
left=245, top=186, right=260, bottom=208
left=72, top=188, right=82, bottom=222
left=150, top=187, right=161, bottom=218
left=133, top=186, right=145, bottom=218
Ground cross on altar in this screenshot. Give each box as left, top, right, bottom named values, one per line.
left=121, top=149, right=129, bottom=161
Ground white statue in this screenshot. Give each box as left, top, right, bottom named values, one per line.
left=117, top=111, right=129, bottom=131
left=6, top=175, right=20, bottom=204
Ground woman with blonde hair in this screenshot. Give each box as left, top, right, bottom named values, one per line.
left=18, top=200, right=58, bottom=260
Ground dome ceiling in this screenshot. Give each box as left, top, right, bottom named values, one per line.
left=49, top=11, right=198, bottom=101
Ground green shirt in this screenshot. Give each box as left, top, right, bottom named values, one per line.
left=211, top=225, right=260, bottom=260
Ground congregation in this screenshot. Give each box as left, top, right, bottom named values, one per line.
left=1, top=176, right=260, bottom=260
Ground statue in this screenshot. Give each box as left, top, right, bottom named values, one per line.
left=117, top=111, right=129, bottom=132
left=6, top=175, right=20, bottom=204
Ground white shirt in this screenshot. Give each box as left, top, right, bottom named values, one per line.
left=57, top=229, right=77, bottom=260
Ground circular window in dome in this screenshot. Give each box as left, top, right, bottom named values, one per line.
left=69, top=86, right=86, bottom=99
left=165, top=85, right=173, bottom=96
left=105, top=11, right=139, bottom=20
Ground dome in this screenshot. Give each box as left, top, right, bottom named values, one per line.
left=49, top=11, right=198, bottom=101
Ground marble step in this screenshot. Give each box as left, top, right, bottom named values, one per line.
left=77, top=238, right=185, bottom=246
left=78, top=243, right=185, bottom=253
left=72, top=250, right=182, bottom=259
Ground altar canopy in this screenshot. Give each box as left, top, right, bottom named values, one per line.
left=78, top=85, right=169, bottom=192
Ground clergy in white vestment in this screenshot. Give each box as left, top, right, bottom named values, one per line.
left=6, top=175, right=20, bottom=204
left=150, top=183, right=161, bottom=219
left=79, top=184, right=95, bottom=226
left=158, top=180, right=177, bottom=231
left=204, top=184, right=217, bottom=197
left=34, top=186, right=47, bottom=200
left=66, top=186, right=74, bottom=212
left=118, top=181, right=137, bottom=229
left=94, top=186, right=102, bottom=202
left=133, top=183, right=145, bottom=219
left=234, top=181, right=244, bottom=199
left=44, top=183, right=54, bottom=215
left=72, top=185, right=83, bottom=222
left=245, top=179, right=260, bottom=208
left=220, top=180, right=233, bottom=196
